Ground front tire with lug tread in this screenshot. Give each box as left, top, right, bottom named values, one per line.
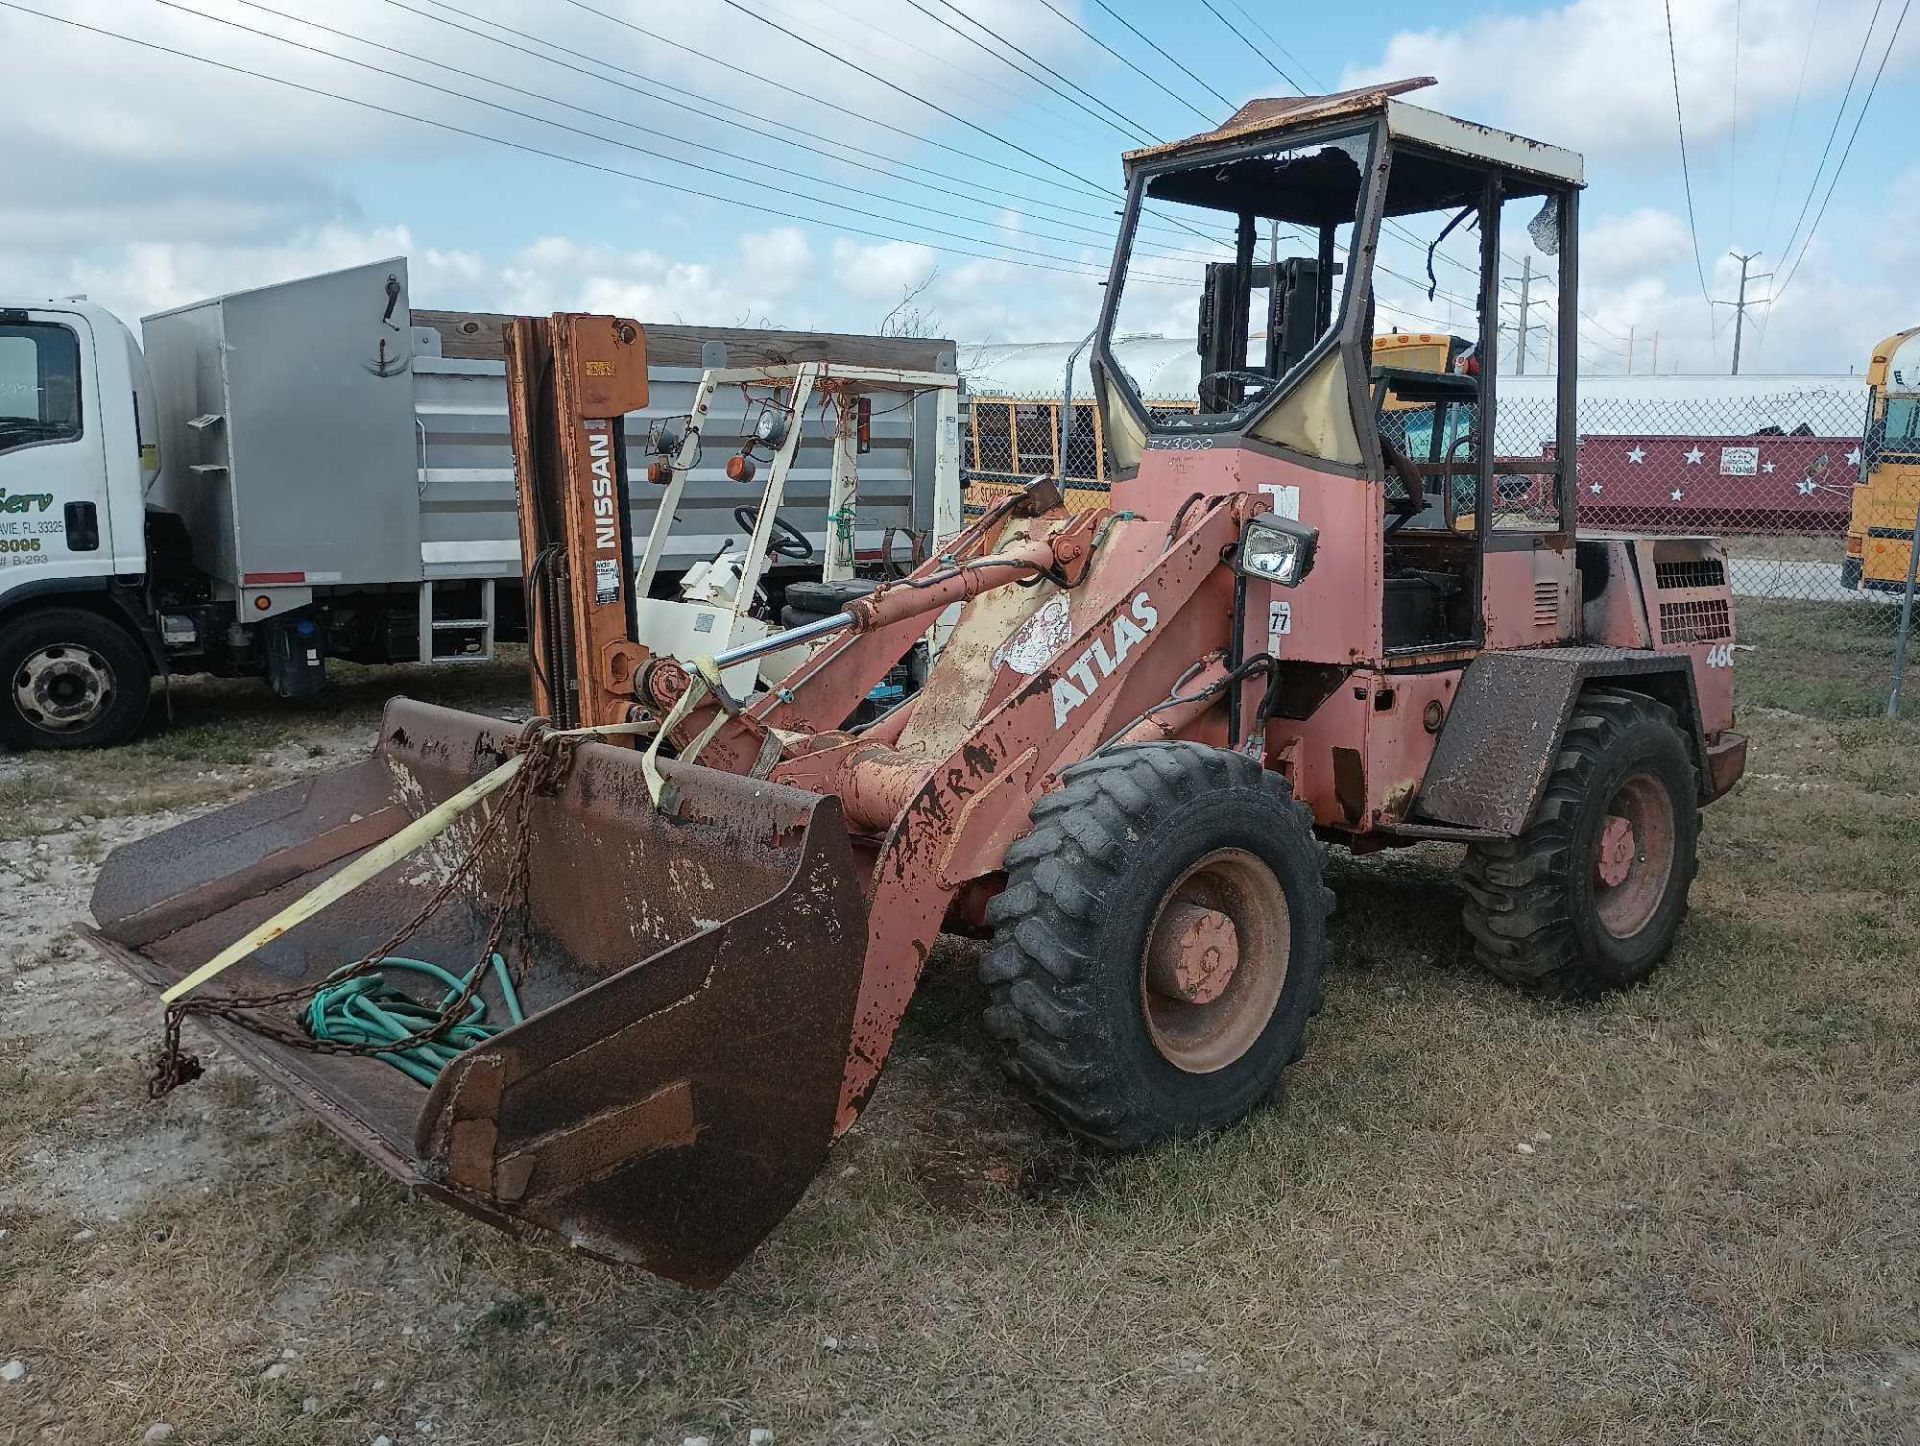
left=1460, top=689, right=1700, bottom=998
left=981, top=742, right=1331, bottom=1150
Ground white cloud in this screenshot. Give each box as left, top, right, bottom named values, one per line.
left=833, top=239, right=943, bottom=302
left=1344, top=0, right=1917, bottom=161
left=22, top=226, right=419, bottom=319
left=1582, top=209, right=1695, bottom=283
left=0, top=0, right=1103, bottom=341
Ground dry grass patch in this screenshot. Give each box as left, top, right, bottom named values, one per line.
left=2, top=626, right=1918, bottom=1443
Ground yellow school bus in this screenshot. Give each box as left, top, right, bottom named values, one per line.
left=1844, top=328, right=1920, bottom=591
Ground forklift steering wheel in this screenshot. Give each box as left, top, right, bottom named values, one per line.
left=734, top=504, right=814, bottom=561
left=1199, top=368, right=1278, bottom=397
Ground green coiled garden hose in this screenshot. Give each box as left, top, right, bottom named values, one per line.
left=303, top=954, right=524, bottom=1087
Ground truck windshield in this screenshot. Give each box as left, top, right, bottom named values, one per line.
left=1103, top=129, right=1370, bottom=430
left=0, top=323, right=83, bottom=453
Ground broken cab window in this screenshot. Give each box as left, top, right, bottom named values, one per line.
left=1106, top=131, right=1369, bottom=429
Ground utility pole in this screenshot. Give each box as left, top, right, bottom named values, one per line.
left=1716, top=250, right=1773, bottom=376
left=1651, top=330, right=1660, bottom=374
left=1626, top=323, right=1637, bottom=376
left=1501, top=255, right=1546, bottom=375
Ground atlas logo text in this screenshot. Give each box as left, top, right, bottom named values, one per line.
left=1051, top=592, right=1158, bottom=728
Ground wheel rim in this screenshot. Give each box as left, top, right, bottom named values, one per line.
left=13, top=642, right=116, bottom=733
left=1139, top=847, right=1290, bottom=1074
left=1591, top=772, right=1676, bottom=939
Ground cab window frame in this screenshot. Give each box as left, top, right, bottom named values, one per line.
left=1093, top=115, right=1388, bottom=447
left=0, top=319, right=86, bottom=458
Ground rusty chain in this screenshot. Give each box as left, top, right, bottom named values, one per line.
left=148, top=718, right=584, bottom=1099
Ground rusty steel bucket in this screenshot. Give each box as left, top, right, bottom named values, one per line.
left=84, top=699, right=868, bottom=1287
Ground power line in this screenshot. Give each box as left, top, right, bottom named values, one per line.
left=1759, top=0, right=1824, bottom=250
left=155, top=0, right=1148, bottom=276
left=1119, top=6, right=1635, bottom=357
left=1197, top=0, right=1306, bottom=92
left=1030, top=0, right=1216, bottom=126
left=798, top=0, right=1106, bottom=143
left=261, top=0, right=1188, bottom=264
left=1, top=2, right=1182, bottom=289
left=707, top=0, right=1118, bottom=200
left=544, top=0, right=1112, bottom=204
left=1772, top=0, right=1911, bottom=304
left=1087, top=0, right=1235, bottom=113
left=1223, top=0, right=1322, bottom=90
left=909, top=0, right=1156, bottom=146
left=1728, top=0, right=1742, bottom=240
left=1664, top=0, right=1716, bottom=309
left=1771, top=0, right=1887, bottom=287
left=390, top=0, right=1206, bottom=248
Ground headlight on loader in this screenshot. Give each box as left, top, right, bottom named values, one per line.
left=1237, top=513, right=1319, bottom=587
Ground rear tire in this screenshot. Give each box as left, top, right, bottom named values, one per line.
left=1460, top=690, right=1699, bottom=997
left=981, top=742, right=1331, bottom=1149
left=0, top=607, right=152, bottom=751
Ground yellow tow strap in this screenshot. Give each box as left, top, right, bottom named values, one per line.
left=162, top=719, right=654, bottom=1004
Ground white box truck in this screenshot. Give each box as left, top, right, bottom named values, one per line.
left=0, top=259, right=956, bottom=748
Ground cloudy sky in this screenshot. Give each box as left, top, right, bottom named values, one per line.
left=2, top=0, right=1914, bottom=374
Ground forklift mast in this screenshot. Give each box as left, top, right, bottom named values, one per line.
left=504, top=314, right=651, bottom=731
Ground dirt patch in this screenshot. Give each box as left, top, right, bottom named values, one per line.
left=2, top=645, right=1919, bottom=1444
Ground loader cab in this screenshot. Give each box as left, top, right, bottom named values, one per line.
left=1092, top=78, right=1584, bottom=661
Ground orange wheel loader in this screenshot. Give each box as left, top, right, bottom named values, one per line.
left=86, top=80, right=1747, bottom=1287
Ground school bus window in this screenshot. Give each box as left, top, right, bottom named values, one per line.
left=974, top=400, right=1013, bottom=475
left=1015, top=404, right=1055, bottom=473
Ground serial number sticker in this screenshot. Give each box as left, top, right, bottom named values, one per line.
left=693, top=612, right=715, bottom=634
left=1268, top=599, right=1292, bottom=649
left=593, top=558, right=621, bottom=605
left=1257, top=483, right=1301, bottom=520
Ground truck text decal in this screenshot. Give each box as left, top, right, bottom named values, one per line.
left=1051, top=592, right=1159, bottom=729
left=0, top=490, right=54, bottom=514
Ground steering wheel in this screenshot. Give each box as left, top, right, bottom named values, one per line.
left=1381, top=438, right=1426, bottom=536
left=1198, top=368, right=1277, bottom=402
left=733, top=504, right=813, bottom=560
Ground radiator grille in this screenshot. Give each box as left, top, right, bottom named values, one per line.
left=1655, top=558, right=1727, bottom=590
left=1659, top=597, right=1733, bottom=643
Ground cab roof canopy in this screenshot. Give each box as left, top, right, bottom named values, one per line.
left=1127, top=78, right=1584, bottom=229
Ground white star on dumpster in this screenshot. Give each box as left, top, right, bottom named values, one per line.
left=1762, top=461, right=1776, bottom=473
left=1683, top=447, right=1704, bottom=465
left=1671, top=488, right=1685, bottom=501
left=1847, top=447, right=1863, bottom=466
left=1590, top=481, right=1603, bottom=495
left=1797, top=479, right=1818, bottom=496
left=1626, top=446, right=1646, bottom=464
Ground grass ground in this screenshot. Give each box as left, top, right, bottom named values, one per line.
left=2, top=623, right=1918, bottom=1445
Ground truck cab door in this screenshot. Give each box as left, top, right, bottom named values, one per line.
left=0, top=311, right=112, bottom=595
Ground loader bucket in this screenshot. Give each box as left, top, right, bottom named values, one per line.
left=85, top=699, right=868, bottom=1287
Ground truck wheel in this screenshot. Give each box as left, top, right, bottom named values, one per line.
left=981, top=742, right=1331, bottom=1149
left=0, top=607, right=152, bottom=750
left=1459, top=690, right=1699, bottom=998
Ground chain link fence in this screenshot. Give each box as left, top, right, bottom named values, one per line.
left=962, top=381, right=1917, bottom=710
